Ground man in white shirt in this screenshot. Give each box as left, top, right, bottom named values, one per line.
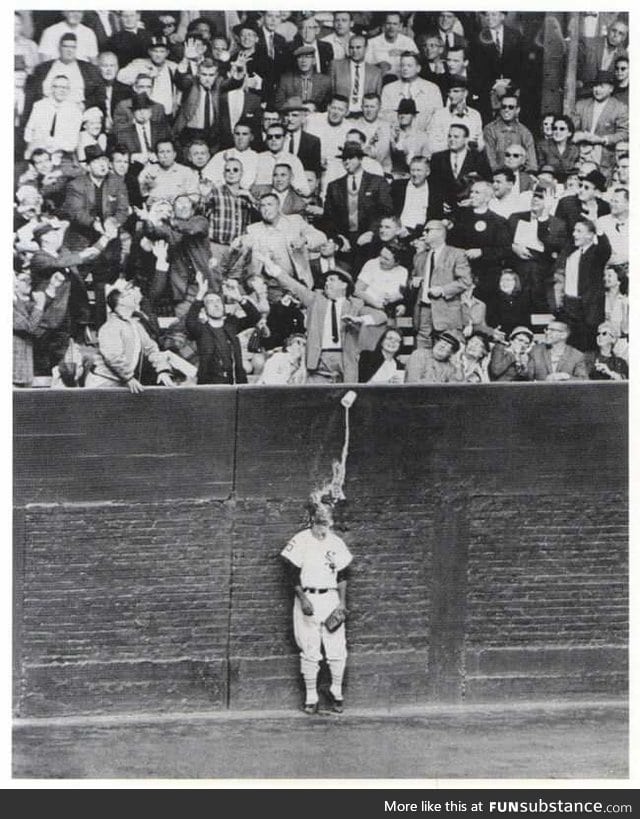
left=489, top=168, right=531, bottom=219
left=305, top=95, right=351, bottom=170
left=397, top=156, right=431, bottom=233
left=321, top=11, right=353, bottom=61
left=203, top=119, right=259, bottom=190
left=24, top=74, right=82, bottom=159
left=380, top=51, right=442, bottom=130
left=354, top=94, right=393, bottom=174
left=118, top=36, right=179, bottom=117
left=253, top=123, right=310, bottom=195
left=596, top=187, right=628, bottom=266
left=365, top=12, right=418, bottom=76
left=238, top=192, right=326, bottom=299
left=138, top=138, right=199, bottom=204
left=427, top=76, right=484, bottom=156
left=39, top=11, right=98, bottom=63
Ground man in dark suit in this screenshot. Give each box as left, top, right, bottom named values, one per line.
left=508, top=184, right=568, bottom=312
left=114, top=93, right=171, bottom=167
left=112, top=72, right=168, bottom=131
left=275, top=45, right=332, bottom=112
left=217, top=85, right=263, bottom=149
left=62, top=143, right=130, bottom=322
left=105, top=10, right=152, bottom=67
left=256, top=11, right=291, bottom=80
left=553, top=218, right=611, bottom=352
left=469, top=12, right=525, bottom=123
left=323, top=143, right=393, bottom=255
left=186, top=273, right=261, bottom=385
left=330, top=34, right=383, bottom=116
left=555, top=169, right=611, bottom=234
left=84, top=51, right=131, bottom=134
left=82, top=10, right=121, bottom=52
left=173, top=57, right=242, bottom=156
left=448, top=179, right=511, bottom=302
left=291, top=16, right=334, bottom=75
left=280, top=96, right=321, bottom=174
left=428, top=122, right=492, bottom=219
left=23, top=33, right=103, bottom=124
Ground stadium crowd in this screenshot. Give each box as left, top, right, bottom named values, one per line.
left=13, top=10, right=629, bottom=389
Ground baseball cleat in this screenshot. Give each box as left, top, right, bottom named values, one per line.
left=326, top=693, right=344, bottom=713
left=303, top=703, right=318, bottom=715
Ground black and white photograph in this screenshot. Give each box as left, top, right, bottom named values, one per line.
left=10, top=7, right=631, bottom=794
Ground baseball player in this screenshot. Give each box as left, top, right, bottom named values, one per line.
left=281, top=504, right=353, bottom=715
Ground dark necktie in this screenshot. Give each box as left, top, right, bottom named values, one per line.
left=288, top=133, right=295, bottom=155
left=495, top=29, right=502, bottom=56
left=330, top=299, right=339, bottom=344
left=452, top=152, right=459, bottom=177
left=353, top=62, right=360, bottom=99
left=267, top=32, right=275, bottom=60
left=350, top=174, right=357, bottom=193
left=50, top=110, right=57, bottom=137
left=141, top=125, right=151, bottom=152
left=615, top=222, right=623, bottom=232
left=204, top=89, right=212, bottom=132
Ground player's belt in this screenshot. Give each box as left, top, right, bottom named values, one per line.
left=303, top=587, right=336, bottom=594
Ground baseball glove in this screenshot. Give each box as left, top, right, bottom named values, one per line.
left=323, top=606, right=347, bottom=633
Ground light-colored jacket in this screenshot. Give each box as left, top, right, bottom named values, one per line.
left=88, top=311, right=170, bottom=386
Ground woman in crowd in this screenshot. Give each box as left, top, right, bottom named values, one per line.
left=536, top=115, right=579, bottom=177
left=358, top=327, right=405, bottom=384
left=603, top=266, right=628, bottom=355
left=77, top=108, right=107, bottom=164
left=588, top=321, right=628, bottom=381
left=456, top=332, right=491, bottom=383
left=485, top=269, right=531, bottom=338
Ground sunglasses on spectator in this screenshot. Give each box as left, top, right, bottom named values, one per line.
left=552, top=125, right=568, bottom=131
left=501, top=103, right=517, bottom=109
left=505, top=152, right=523, bottom=158
left=267, top=133, right=284, bottom=139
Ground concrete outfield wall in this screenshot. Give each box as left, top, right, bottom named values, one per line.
left=13, top=384, right=628, bottom=717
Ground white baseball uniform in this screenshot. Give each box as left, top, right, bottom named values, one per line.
left=281, top=527, right=353, bottom=666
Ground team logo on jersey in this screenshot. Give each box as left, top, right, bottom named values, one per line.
left=325, top=550, right=337, bottom=572
left=474, top=220, right=487, bottom=232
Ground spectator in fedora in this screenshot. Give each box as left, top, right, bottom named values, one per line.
left=118, top=35, right=180, bottom=118
left=390, top=98, right=431, bottom=179
left=275, top=45, right=332, bottom=112
left=572, top=69, right=628, bottom=178
left=264, top=258, right=384, bottom=383
left=555, top=168, right=611, bottom=234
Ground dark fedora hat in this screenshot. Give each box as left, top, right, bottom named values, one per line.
left=84, top=143, right=109, bottom=163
